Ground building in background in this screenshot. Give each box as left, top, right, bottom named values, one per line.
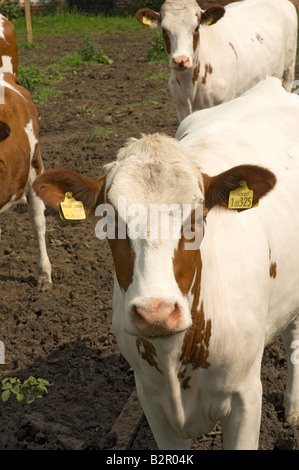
left=18, top=0, right=126, bottom=13
left=15, top=0, right=299, bottom=13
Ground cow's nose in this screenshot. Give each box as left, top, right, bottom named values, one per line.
left=131, top=299, right=183, bottom=337
left=172, top=56, right=190, bottom=69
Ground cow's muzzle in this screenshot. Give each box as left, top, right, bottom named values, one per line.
left=130, top=298, right=184, bottom=337
left=171, top=56, right=191, bottom=70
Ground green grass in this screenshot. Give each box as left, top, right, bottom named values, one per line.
left=13, top=13, right=141, bottom=40
left=17, top=36, right=113, bottom=104
left=18, top=63, right=61, bottom=104
left=145, top=70, right=169, bottom=80
left=129, top=99, right=160, bottom=110
left=47, top=37, right=113, bottom=72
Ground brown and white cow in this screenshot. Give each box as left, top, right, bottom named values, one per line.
left=0, top=14, right=18, bottom=76
left=0, top=65, right=52, bottom=289
left=136, top=0, right=298, bottom=122
left=33, top=77, right=299, bottom=448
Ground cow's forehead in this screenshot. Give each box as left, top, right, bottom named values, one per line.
left=161, top=0, right=200, bottom=24
left=160, top=1, right=201, bottom=33
left=161, top=0, right=200, bottom=11
left=105, top=134, right=203, bottom=210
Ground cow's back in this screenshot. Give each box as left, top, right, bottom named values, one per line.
left=177, top=77, right=299, bottom=345
left=0, top=73, right=39, bottom=209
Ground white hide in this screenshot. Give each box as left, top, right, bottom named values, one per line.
left=110, top=77, right=299, bottom=450
left=158, top=0, right=298, bottom=121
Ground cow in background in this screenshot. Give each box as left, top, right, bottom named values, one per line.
left=0, top=16, right=52, bottom=290
left=0, top=14, right=18, bottom=76
left=136, top=0, right=298, bottom=122
left=32, top=77, right=299, bottom=448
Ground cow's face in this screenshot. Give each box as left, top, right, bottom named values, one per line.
left=32, top=134, right=276, bottom=339
left=136, top=1, right=225, bottom=71
left=103, top=134, right=205, bottom=338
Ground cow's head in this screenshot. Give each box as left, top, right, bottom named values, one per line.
left=33, top=134, right=276, bottom=339
left=136, top=0, right=225, bottom=70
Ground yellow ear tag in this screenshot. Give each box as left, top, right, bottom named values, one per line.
left=142, top=15, right=152, bottom=25
left=204, top=15, right=214, bottom=25
left=228, top=181, right=256, bottom=210
left=59, top=192, right=86, bottom=221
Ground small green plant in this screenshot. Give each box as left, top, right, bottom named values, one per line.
left=89, top=129, right=116, bottom=140
left=147, top=33, right=167, bottom=63
left=1, top=376, right=51, bottom=404
left=18, top=64, right=49, bottom=92
left=33, top=86, right=61, bottom=105
left=145, top=70, right=169, bottom=80
left=48, top=38, right=113, bottom=73
left=79, top=37, right=113, bottom=65
left=86, top=105, right=103, bottom=118
left=18, top=64, right=61, bottom=104
left=129, top=99, right=160, bottom=110
left=0, top=0, right=22, bottom=21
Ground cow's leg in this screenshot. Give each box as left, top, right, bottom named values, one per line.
left=135, top=378, right=190, bottom=450
left=221, top=374, right=263, bottom=449
left=283, top=315, right=299, bottom=425
left=27, top=172, right=52, bottom=290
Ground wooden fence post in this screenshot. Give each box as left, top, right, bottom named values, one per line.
left=24, top=0, right=33, bottom=43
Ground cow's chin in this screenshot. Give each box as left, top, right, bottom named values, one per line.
left=171, top=65, right=190, bottom=72
left=124, top=325, right=188, bottom=340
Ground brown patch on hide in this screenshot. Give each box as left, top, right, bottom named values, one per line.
left=136, top=337, right=163, bottom=375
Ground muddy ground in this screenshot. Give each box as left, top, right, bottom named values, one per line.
left=0, top=25, right=299, bottom=451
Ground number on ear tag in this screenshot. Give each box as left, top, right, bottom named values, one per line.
left=228, top=181, right=255, bottom=210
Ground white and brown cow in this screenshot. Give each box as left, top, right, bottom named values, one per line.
left=0, top=14, right=18, bottom=76
left=0, top=46, right=52, bottom=288
left=136, top=0, right=298, bottom=122
left=33, top=77, right=299, bottom=448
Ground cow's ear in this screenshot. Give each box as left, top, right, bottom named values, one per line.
left=202, top=165, right=276, bottom=212
left=201, top=6, right=225, bottom=25
left=136, top=8, right=160, bottom=28
left=32, top=169, right=106, bottom=217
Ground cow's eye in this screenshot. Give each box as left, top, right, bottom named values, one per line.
left=194, top=25, right=199, bottom=34
left=162, top=28, right=168, bottom=36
